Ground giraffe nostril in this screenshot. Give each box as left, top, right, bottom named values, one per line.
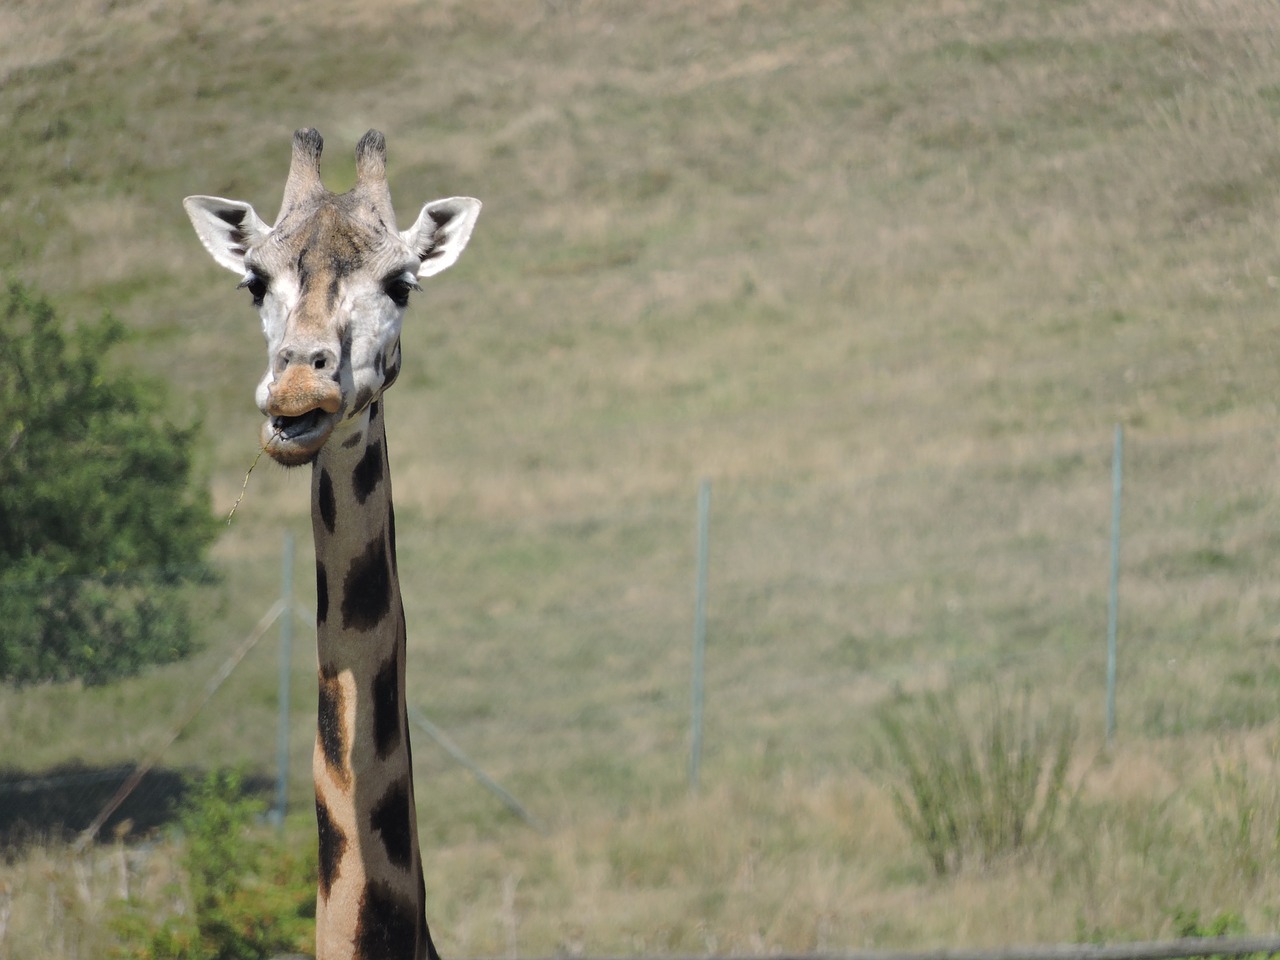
left=276, top=347, right=338, bottom=374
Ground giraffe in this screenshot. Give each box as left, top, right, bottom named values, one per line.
left=183, top=128, right=480, bottom=960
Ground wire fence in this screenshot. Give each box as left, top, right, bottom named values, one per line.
left=3, top=423, right=1280, bottom=953
left=559, top=940, right=1280, bottom=960
left=5, top=422, right=1280, bottom=837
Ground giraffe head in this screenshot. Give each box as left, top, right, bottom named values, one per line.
left=184, top=128, right=480, bottom=467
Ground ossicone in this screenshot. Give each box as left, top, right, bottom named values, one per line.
left=279, top=127, right=326, bottom=218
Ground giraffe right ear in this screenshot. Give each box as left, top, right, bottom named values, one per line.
left=182, top=196, right=272, bottom=274
left=402, top=197, right=482, bottom=278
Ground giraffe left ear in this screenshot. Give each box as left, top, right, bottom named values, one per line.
left=183, top=196, right=273, bottom=275
left=401, top=197, right=481, bottom=278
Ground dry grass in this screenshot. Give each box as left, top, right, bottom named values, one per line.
left=5, top=0, right=1280, bottom=954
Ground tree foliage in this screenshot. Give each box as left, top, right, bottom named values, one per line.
left=0, top=282, right=219, bottom=685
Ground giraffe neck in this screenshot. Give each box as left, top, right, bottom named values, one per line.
left=310, top=401, right=436, bottom=960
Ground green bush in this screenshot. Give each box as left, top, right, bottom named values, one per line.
left=111, top=771, right=314, bottom=960
left=1172, top=907, right=1246, bottom=939
left=1169, top=909, right=1261, bottom=960
left=879, top=686, right=1076, bottom=876
left=0, top=282, right=219, bottom=686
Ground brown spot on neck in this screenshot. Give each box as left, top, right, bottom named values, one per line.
left=317, top=665, right=349, bottom=787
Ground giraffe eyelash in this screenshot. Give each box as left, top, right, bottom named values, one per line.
left=382, top=271, right=420, bottom=308
left=237, top=270, right=270, bottom=306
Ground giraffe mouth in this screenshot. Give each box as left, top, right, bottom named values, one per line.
left=274, top=410, right=327, bottom=440
left=263, top=410, right=338, bottom=466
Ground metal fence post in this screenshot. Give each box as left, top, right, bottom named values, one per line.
left=273, top=530, right=295, bottom=829
left=1106, top=425, right=1123, bottom=747
left=690, top=479, right=711, bottom=792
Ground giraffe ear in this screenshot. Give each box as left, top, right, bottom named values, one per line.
left=182, top=196, right=272, bottom=275
left=401, top=197, right=481, bottom=278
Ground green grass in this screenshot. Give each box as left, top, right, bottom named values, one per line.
left=7, top=0, right=1280, bottom=955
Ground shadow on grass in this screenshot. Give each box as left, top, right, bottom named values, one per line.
left=0, top=763, right=273, bottom=849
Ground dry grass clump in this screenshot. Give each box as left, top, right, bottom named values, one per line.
left=879, top=688, right=1076, bottom=877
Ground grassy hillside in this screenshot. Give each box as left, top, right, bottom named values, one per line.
left=5, top=0, right=1280, bottom=955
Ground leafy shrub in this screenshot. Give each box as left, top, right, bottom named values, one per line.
left=111, top=770, right=314, bottom=960
left=879, top=686, right=1076, bottom=876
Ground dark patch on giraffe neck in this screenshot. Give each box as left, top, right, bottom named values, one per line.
left=317, top=665, right=348, bottom=784
left=318, top=468, right=337, bottom=534
left=341, top=534, right=392, bottom=631
left=369, top=777, right=415, bottom=871
left=372, top=653, right=402, bottom=760
left=315, top=795, right=347, bottom=899
left=354, top=880, right=420, bottom=958
left=342, top=430, right=365, bottom=449
left=353, top=440, right=385, bottom=505
left=316, top=560, right=329, bottom=625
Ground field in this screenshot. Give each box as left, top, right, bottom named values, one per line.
left=4, top=0, right=1280, bottom=955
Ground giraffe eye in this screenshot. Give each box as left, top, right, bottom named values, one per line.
left=383, top=272, right=419, bottom=308
left=237, top=270, right=270, bottom=306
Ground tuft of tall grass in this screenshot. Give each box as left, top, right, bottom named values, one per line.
left=879, top=686, right=1076, bottom=877
left=1197, top=743, right=1280, bottom=890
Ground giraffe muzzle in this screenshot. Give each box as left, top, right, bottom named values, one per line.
left=262, top=367, right=344, bottom=465
left=267, top=364, right=343, bottom=419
